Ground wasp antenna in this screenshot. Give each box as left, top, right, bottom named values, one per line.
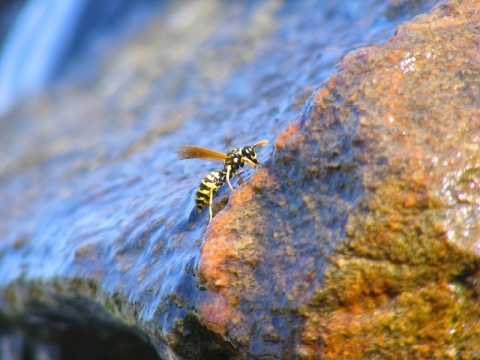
left=253, top=140, right=268, bottom=148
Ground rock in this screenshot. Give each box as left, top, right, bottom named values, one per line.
left=1, top=0, right=475, bottom=359
left=199, top=0, right=480, bottom=358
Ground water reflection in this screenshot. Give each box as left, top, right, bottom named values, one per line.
left=0, top=0, right=440, bottom=356
left=0, top=0, right=161, bottom=115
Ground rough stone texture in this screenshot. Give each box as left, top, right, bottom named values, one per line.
left=0, top=0, right=476, bottom=359
left=199, top=0, right=480, bottom=358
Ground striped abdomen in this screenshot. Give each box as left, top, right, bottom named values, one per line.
left=196, top=170, right=225, bottom=212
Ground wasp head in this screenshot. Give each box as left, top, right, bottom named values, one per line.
left=241, top=145, right=258, bottom=166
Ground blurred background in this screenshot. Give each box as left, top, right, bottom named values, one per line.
left=0, top=0, right=162, bottom=116
left=0, top=1, right=443, bottom=359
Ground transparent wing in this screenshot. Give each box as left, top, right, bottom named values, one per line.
left=175, top=145, right=227, bottom=161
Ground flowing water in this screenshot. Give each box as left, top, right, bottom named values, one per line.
left=0, top=0, right=439, bottom=357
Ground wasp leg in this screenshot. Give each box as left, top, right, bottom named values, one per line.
left=243, top=157, right=258, bottom=168
left=208, top=189, right=214, bottom=222
left=226, top=167, right=235, bottom=192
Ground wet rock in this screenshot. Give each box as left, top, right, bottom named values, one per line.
left=0, top=0, right=468, bottom=359
left=199, top=0, right=480, bottom=358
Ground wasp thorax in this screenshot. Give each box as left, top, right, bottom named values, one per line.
left=176, top=139, right=267, bottom=222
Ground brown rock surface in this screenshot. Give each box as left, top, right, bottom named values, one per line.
left=199, top=0, right=480, bottom=358
left=0, top=0, right=477, bottom=359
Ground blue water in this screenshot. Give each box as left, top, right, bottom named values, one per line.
left=0, top=0, right=438, bottom=348
left=0, top=0, right=161, bottom=115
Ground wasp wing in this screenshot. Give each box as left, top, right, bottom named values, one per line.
left=175, top=145, right=227, bottom=161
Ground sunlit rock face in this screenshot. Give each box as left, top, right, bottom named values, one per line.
left=2, top=0, right=476, bottom=359
left=199, top=1, right=480, bottom=358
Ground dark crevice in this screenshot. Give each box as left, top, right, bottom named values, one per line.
left=0, top=318, right=161, bottom=360
left=0, top=300, right=162, bottom=360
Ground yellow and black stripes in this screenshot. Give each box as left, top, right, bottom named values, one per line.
left=196, top=170, right=225, bottom=213
left=176, top=140, right=268, bottom=222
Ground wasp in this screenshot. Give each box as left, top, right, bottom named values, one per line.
left=175, top=140, right=268, bottom=222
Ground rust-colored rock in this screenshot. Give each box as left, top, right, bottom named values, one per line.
left=0, top=0, right=475, bottom=358
left=199, top=0, right=480, bottom=358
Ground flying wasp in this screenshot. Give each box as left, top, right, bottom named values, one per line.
left=175, top=140, right=268, bottom=222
